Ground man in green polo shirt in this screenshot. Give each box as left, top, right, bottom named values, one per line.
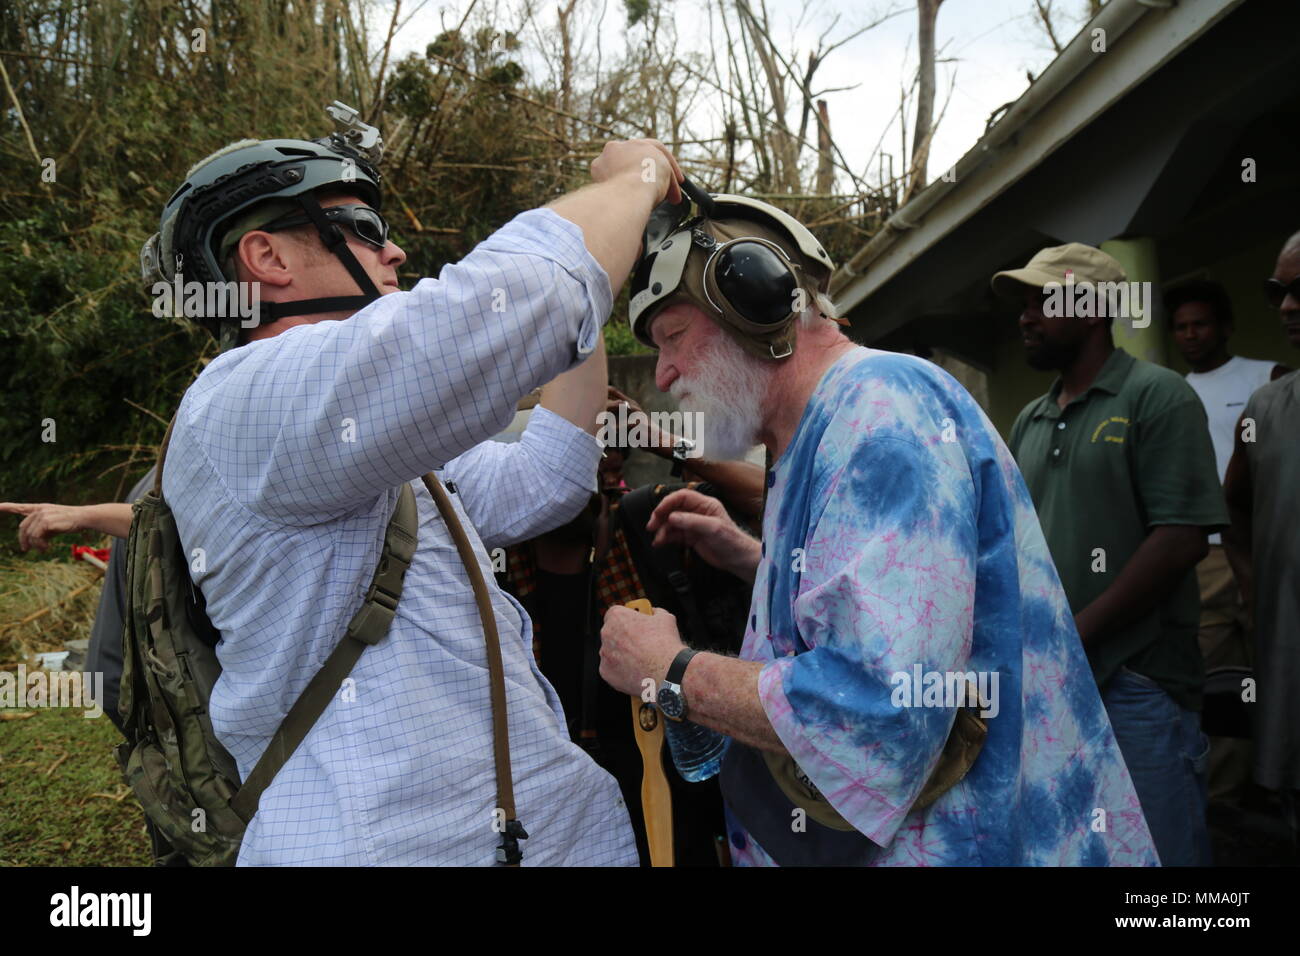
left=996, top=243, right=1227, bottom=867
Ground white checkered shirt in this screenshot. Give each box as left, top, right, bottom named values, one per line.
left=163, top=208, right=637, bottom=865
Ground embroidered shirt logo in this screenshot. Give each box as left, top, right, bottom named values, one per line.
left=1090, top=416, right=1130, bottom=444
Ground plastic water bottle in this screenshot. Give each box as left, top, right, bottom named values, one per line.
left=664, top=718, right=728, bottom=782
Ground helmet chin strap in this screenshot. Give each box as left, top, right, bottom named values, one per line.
left=253, top=192, right=383, bottom=324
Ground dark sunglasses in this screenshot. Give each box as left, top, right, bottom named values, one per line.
left=1263, top=277, right=1300, bottom=308
left=263, top=204, right=391, bottom=250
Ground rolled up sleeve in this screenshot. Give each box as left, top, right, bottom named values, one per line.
left=177, top=208, right=613, bottom=523
left=443, top=405, right=602, bottom=548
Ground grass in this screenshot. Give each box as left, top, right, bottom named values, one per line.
left=0, top=557, right=151, bottom=866
left=0, top=705, right=152, bottom=866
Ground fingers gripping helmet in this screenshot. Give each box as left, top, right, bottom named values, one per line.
left=628, top=185, right=841, bottom=360
left=141, top=102, right=386, bottom=350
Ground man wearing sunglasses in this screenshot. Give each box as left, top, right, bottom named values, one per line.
left=1223, top=231, right=1300, bottom=811
left=141, top=106, right=687, bottom=865
left=598, top=196, right=1157, bottom=866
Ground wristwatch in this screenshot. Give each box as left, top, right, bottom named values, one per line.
left=657, top=648, right=700, bottom=722
left=669, top=437, right=696, bottom=478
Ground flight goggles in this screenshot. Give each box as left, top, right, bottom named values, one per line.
left=629, top=184, right=833, bottom=360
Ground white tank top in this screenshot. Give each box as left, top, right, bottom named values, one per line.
left=1186, top=355, right=1275, bottom=544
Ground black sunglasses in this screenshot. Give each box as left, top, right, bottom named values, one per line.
left=1263, top=277, right=1300, bottom=308
left=263, top=204, right=391, bottom=250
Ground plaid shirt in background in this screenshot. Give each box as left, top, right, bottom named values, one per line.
left=501, top=496, right=647, bottom=662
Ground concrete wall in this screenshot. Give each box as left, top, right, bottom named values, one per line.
left=986, top=330, right=1055, bottom=440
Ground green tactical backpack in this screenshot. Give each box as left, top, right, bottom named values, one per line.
left=118, top=418, right=526, bottom=866
left=117, top=418, right=419, bottom=866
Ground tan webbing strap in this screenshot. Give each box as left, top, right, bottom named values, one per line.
left=420, top=473, right=525, bottom=865
left=230, top=482, right=419, bottom=824
left=153, top=415, right=178, bottom=495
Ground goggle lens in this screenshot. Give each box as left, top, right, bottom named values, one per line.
left=714, top=241, right=797, bottom=326
left=348, top=207, right=389, bottom=248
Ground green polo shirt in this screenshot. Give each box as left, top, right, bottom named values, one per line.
left=1008, top=348, right=1228, bottom=711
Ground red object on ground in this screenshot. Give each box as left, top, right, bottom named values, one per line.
left=71, top=545, right=111, bottom=564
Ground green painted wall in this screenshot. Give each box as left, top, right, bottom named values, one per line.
left=988, top=336, right=1055, bottom=440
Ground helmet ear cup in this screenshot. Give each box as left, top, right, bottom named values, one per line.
left=707, top=240, right=799, bottom=327
left=627, top=190, right=834, bottom=360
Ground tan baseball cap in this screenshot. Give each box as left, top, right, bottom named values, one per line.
left=991, top=242, right=1127, bottom=298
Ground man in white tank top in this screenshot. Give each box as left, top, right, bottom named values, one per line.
left=1167, top=278, right=1290, bottom=810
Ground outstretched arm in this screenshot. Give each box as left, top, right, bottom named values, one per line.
left=0, top=501, right=134, bottom=551
left=548, top=140, right=682, bottom=293
left=182, top=143, right=683, bottom=523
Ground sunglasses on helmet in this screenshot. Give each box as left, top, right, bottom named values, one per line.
left=263, top=203, right=391, bottom=250
left=1264, top=276, right=1300, bottom=308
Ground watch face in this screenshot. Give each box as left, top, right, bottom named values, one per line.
left=657, top=686, right=686, bottom=720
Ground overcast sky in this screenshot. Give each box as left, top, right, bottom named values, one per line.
left=377, top=0, right=1095, bottom=190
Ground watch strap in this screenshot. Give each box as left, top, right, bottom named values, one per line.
left=666, top=647, right=699, bottom=686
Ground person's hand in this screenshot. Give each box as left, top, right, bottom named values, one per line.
left=606, top=386, right=680, bottom=458
left=605, top=385, right=645, bottom=419
left=647, top=488, right=761, bottom=581
left=590, top=139, right=683, bottom=205
left=0, top=502, right=86, bottom=552
left=599, top=604, right=686, bottom=697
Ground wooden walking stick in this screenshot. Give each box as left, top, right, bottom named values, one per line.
left=625, top=598, right=674, bottom=867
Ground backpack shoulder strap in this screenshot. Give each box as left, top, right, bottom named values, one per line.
left=153, top=414, right=177, bottom=496
left=230, top=481, right=419, bottom=823
left=420, top=472, right=526, bottom=866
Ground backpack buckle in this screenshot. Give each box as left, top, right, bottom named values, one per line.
left=496, top=818, right=529, bottom=865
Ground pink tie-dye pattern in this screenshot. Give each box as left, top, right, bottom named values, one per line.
left=724, top=348, right=1157, bottom=867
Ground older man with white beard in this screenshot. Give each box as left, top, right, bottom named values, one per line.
left=597, top=192, right=1158, bottom=866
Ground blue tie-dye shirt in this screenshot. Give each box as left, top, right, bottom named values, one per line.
left=728, top=346, right=1158, bottom=866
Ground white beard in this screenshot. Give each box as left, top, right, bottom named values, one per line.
left=671, top=332, right=769, bottom=461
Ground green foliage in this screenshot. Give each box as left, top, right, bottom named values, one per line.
left=625, top=0, right=652, bottom=28
left=0, top=0, right=595, bottom=505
